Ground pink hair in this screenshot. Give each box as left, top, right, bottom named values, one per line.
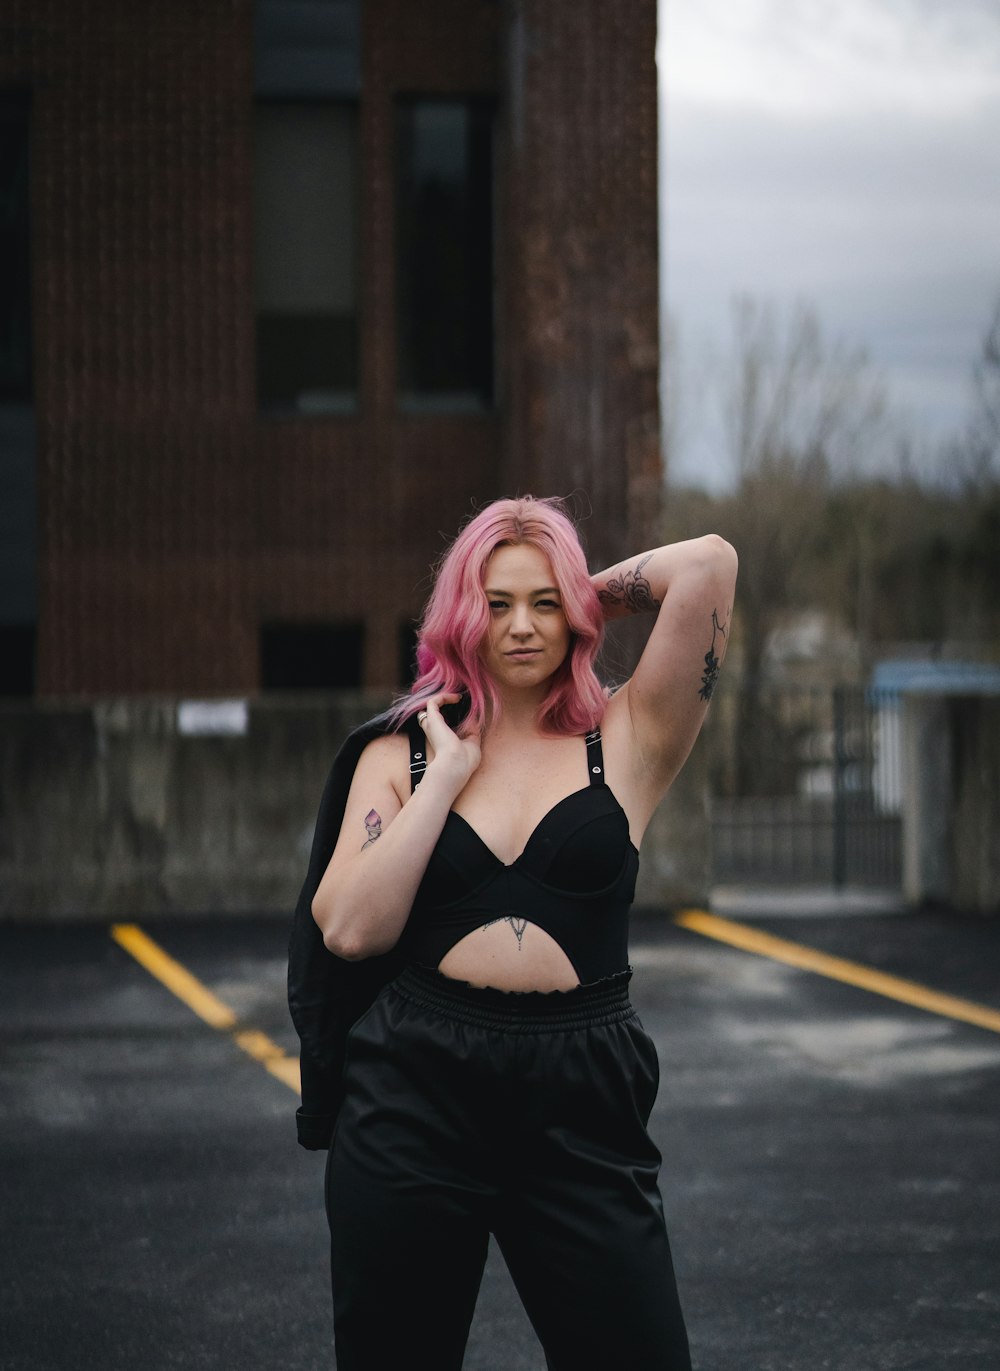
left=389, top=496, right=609, bottom=737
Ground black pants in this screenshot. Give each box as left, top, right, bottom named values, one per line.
left=325, top=965, right=691, bottom=1371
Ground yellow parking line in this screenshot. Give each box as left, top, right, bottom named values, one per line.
left=110, top=923, right=301, bottom=1093
left=111, top=923, right=237, bottom=1029
left=675, top=909, right=1000, bottom=1036
left=232, top=1028, right=301, bottom=1092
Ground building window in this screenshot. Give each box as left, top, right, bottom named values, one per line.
left=254, top=1, right=360, bottom=415
left=0, top=92, right=37, bottom=695
left=260, top=622, right=364, bottom=689
left=0, top=624, right=34, bottom=696
left=0, top=92, right=31, bottom=403
left=254, top=103, right=359, bottom=412
left=395, top=98, right=495, bottom=411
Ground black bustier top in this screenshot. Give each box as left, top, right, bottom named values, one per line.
left=397, top=730, right=639, bottom=985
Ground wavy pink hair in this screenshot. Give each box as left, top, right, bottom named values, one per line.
left=389, top=496, right=609, bottom=737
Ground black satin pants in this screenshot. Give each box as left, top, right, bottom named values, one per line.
left=325, top=965, right=692, bottom=1371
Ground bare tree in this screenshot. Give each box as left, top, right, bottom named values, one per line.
left=662, top=297, right=1000, bottom=797
left=725, top=296, right=886, bottom=485
left=957, top=296, right=1000, bottom=622
left=720, top=297, right=885, bottom=667
left=968, top=295, right=1000, bottom=480
left=666, top=297, right=889, bottom=793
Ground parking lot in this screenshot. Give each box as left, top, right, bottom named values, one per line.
left=2, top=906, right=999, bottom=1370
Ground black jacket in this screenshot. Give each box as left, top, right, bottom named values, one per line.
left=287, top=707, right=412, bottom=1149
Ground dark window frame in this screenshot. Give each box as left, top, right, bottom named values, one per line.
left=394, top=94, right=496, bottom=414
left=0, top=90, right=32, bottom=405
left=259, top=621, right=366, bottom=691
left=253, top=95, right=362, bottom=419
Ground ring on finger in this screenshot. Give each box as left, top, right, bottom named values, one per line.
left=417, top=711, right=428, bottom=728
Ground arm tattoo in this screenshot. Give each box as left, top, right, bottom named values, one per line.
left=698, top=609, right=729, bottom=702
left=482, top=914, right=528, bottom=949
left=361, top=808, right=383, bottom=850
left=597, top=553, right=661, bottom=614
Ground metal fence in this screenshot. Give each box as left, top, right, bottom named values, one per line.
left=707, top=681, right=903, bottom=888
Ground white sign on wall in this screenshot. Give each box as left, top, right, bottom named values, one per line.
left=176, top=700, right=249, bottom=737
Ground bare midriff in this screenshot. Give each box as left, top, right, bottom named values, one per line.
left=436, top=921, right=581, bottom=992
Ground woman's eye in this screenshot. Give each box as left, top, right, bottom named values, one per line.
left=536, top=600, right=560, bottom=609
left=488, top=601, right=509, bottom=611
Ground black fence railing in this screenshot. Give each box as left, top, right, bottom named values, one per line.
left=706, top=681, right=903, bottom=889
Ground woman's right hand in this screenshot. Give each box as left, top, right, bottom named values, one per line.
left=417, top=692, right=481, bottom=793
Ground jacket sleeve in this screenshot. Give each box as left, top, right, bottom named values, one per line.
left=286, top=713, right=403, bottom=1150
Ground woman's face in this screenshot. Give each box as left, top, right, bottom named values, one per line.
left=479, top=543, right=571, bottom=691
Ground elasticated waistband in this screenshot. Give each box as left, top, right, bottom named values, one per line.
left=390, top=963, right=635, bottom=1033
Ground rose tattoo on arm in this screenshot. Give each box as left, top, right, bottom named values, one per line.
left=361, top=809, right=383, bottom=850
left=597, top=553, right=661, bottom=614
left=698, top=609, right=729, bottom=702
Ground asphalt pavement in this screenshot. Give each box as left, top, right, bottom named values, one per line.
left=1, top=905, right=998, bottom=1371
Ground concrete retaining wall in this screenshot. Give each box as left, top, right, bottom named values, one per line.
left=1, top=695, right=386, bottom=919
left=0, top=695, right=711, bottom=920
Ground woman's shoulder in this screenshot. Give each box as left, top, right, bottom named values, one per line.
left=353, top=729, right=412, bottom=802
left=359, top=729, right=411, bottom=765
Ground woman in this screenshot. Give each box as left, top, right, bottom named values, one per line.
left=299, top=495, right=737, bottom=1370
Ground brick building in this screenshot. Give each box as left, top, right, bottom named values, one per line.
left=0, top=0, right=661, bottom=697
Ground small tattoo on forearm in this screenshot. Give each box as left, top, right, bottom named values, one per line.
left=598, top=553, right=661, bottom=614
left=361, top=809, right=382, bottom=849
left=483, top=914, right=528, bottom=949
left=698, top=609, right=729, bottom=702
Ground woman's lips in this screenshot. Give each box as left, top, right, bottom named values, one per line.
left=506, top=649, right=541, bottom=659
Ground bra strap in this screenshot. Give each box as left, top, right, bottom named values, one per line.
left=584, top=728, right=605, bottom=785
left=408, top=720, right=427, bottom=792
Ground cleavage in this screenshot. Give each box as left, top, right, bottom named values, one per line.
left=451, top=786, right=588, bottom=867
left=448, top=736, right=590, bottom=865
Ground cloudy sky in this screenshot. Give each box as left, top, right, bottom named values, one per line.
left=658, top=0, right=1000, bottom=487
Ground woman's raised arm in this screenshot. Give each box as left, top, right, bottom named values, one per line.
left=592, top=534, right=738, bottom=789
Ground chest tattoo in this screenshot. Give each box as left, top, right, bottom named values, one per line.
left=482, top=914, right=528, bottom=949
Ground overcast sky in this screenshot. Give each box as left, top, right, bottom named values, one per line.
left=658, top=0, right=1000, bottom=487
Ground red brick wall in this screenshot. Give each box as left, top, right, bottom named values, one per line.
left=258, top=0, right=501, bottom=690
left=1, top=0, right=659, bottom=695
left=498, top=0, right=662, bottom=572
left=2, top=1, right=257, bottom=692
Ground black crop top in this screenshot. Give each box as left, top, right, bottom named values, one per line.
left=397, top=730, right=639, bottom=985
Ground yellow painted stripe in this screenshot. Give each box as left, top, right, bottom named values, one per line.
left=111, top=923, right=237, bottom=1029
left=111, top=923, right=301, bottom=1094
left=675, top=909, right=1000, bottom=1036
left=232, top=1028, right=301, bottom=1092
